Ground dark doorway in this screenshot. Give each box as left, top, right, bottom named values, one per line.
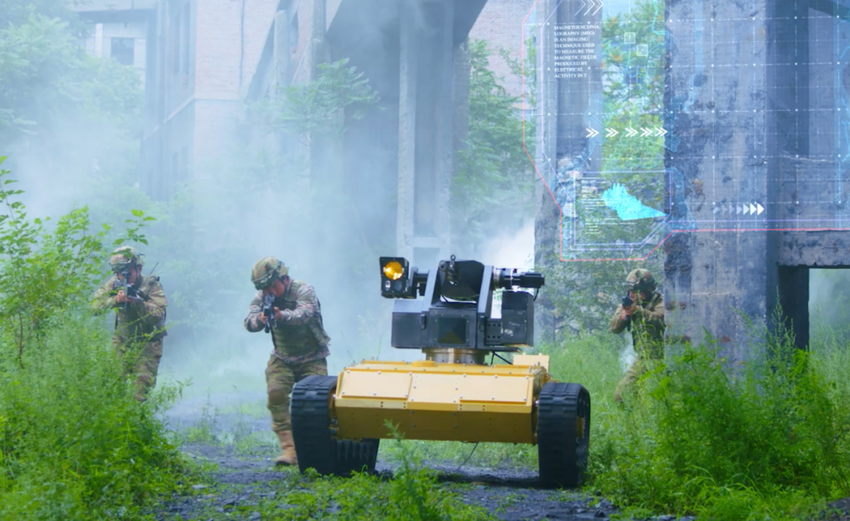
left=778, top=266, right=809, bottom=349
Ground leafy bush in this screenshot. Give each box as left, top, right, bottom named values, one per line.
left=452, top=39, right=535, bottom=256
left=0, top=315, right=185, bottom=520
left=0, top=160, right=185, bottom=520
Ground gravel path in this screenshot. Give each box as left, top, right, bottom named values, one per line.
left=155, top=443, right=622, bottom=521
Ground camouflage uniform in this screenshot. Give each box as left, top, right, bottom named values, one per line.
left=609, top=269, right=665, bottom=402
left=244, top=257, right=330, bottom=465
left=91, top=246, right=167, bottom=401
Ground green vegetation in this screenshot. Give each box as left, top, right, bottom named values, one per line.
left=0, top=161, right=186, bottom=520
left=453, top=38, right=535, bottom=256
left=540, top=318, right=849, bottom=520
left=251, top=427, right=495, bottom=521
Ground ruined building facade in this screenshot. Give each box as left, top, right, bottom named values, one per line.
left=116, top=0, right=537, bottom=270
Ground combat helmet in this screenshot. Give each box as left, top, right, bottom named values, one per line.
left=626, top=268, right=656, bottom=294
left=110, top=245, right=142, bottom=272
left=251, top=257, right=289, bottom=290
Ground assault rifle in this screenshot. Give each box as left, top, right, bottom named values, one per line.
left=262, top=293, right=276, bottom=333
left=113, top=269, right=143, bottom=310
left=621, top=293, right=634, bottom=330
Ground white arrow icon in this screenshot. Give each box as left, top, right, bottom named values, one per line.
left=749, top=203, right=756, bottom=215
left=586, top=128, right=599, bottom=138
left=625, top=128, right=638, bottom=137
left=736, top=205, right=742, bottom=214
left=575, top=0, right=586, bottom=15
left=756, top=203, right=764, bottom=215
left=591, top=0, right=604, bottom=15
left=606, top=128, right=619, bottom=138
left=743, top=205, right=750, bottom=216
left=641, top=127, right=653, bottom=137
left=655, top=127, right=667, bottom=136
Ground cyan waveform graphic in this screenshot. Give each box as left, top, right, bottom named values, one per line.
left=600, top=183, right=666, bottom=221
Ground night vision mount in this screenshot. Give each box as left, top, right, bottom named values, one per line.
left=379, top=255, right=544, bottom=359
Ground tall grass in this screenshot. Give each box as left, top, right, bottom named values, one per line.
left=542, top=323, right=850, bottom=519
left=0, top=312, right=186, bottom=520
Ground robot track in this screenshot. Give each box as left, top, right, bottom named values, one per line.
left=537, top=382, right=591, bottom=489
left=291, top=375, right=380, bottom=476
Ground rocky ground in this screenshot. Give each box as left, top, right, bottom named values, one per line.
left=155, top=392, right=850, bottom=521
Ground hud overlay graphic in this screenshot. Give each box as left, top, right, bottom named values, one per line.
left=523, top=0, right=850, bottom=261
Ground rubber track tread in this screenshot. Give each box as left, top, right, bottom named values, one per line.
left=291, top=375, right=338, bottom=475
left=537, top=382, right=591, bottom=488
left=291, top=375, right=380, bottom=476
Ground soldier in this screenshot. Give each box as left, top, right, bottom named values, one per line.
left=91, top=246, right=168, bottom=402
left=244, top=257, right=331, bottom=466
left=609, top=268, right=665, bottom=402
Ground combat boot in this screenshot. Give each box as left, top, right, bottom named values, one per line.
left=274, top=430, right=298, bottom=466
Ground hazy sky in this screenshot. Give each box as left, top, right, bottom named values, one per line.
left=604, top=0, right=635, bottom=16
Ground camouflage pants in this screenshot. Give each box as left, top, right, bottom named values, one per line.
left=266, top=356, right=328, bottom=434
left=614, top=355, right=664, bottom=403
left=116, top=338, right=164, bottom=402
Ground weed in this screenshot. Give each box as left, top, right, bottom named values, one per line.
left=572, top=321, right=850, bottom=518
left=180, top=394, right=221, bottom=445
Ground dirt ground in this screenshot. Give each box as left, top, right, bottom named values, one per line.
left=155, top=393, right=850, bottom=521
left=154, top=442, right=623, bottom=521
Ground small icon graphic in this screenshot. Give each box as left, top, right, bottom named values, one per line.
left=625, top=127, right=638, bottom=137
left=606, top=128, right=619, bottom=138
left=641, top=127, right=653, bottom=137
left=655, top=127, right=667, bottom=136
left=756, top=203, right=764, bottom=215
left=586, top=128, right=599, bottom=138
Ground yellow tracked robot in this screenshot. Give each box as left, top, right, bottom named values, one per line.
left=291, top=255, right=591, bottom=488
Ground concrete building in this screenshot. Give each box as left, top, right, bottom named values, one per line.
left=534, top=0, right=850, bottom=356
left=138, top=0, right=280, bottom=201
left=181, top=0, right=488, bottom=269
left=75, top=0, right=155, bottom=85
left=117, top=0, right=539, bottom=267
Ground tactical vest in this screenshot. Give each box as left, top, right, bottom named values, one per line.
left=269, top=280, right=330, bottom=363
left=114, top=274, right=167, bottom=343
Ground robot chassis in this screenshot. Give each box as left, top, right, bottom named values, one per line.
left=291, top=255, right=591, bottom=488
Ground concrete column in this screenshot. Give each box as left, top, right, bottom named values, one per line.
left=555, top=1, right=601, bottom=171
left=451, top=38, right=471, bottom=255
left=397, top=0, right=418, bottom=261
left=396, top=0, right=454, bottom=269
left=273, top=10, right=291, bottom=92
left=534, top=0, right=564, bottom=342
left=663, top=0, right=771, bottom=361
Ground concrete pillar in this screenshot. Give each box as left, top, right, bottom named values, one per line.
left=534, top=0, right=561, bottom=342
left=273, top=10, right=291, bottom=92
left=397, top=1, right=418, bottom=262
left=397, top=0, right=454, bottom=269
left=663, top=0, right=771, bottom=361
left=450, top=38, right=470, bottom=255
